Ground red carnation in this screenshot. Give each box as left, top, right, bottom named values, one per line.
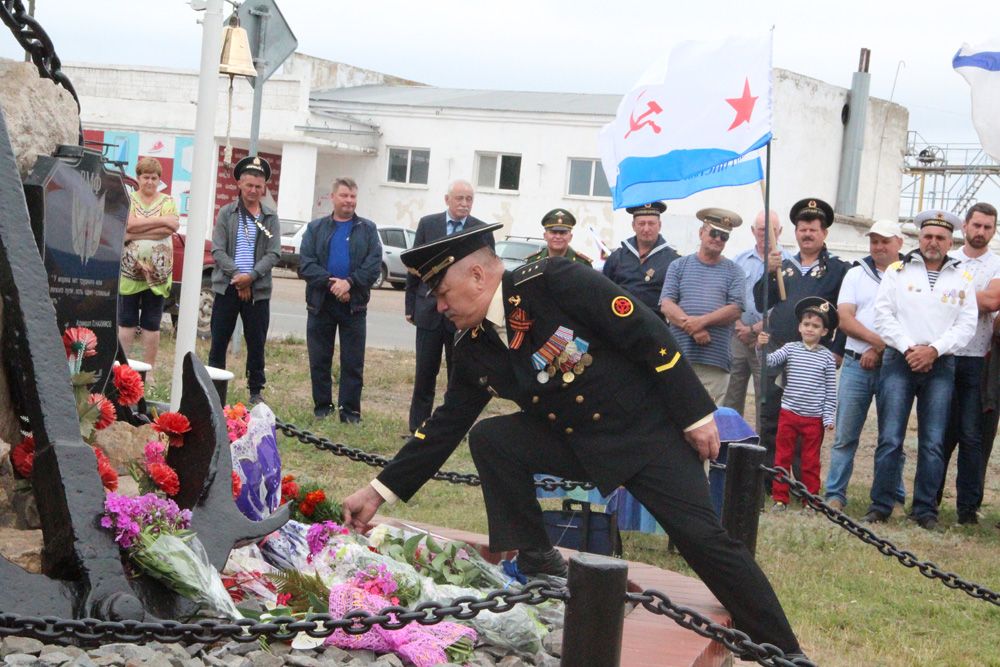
left=231, top=470, right=242, bottom=500
left=280, top=475, right=299, bottom=505
left=90, top=394, right=116, bottom=430
left=112, top=364, right=144, bottom=406
left=11, top=435, right=35, bottom=478
left=305, top=489, right=325, bottom=505
left=152, top=412, right=191, bottom=446
left=299, top=500, right=316, bottom=517
left=92, top=446, right=118, bottom=492
left=62, top=327, right=98, bottom=359
left=148, top=462, right=180, bottom=496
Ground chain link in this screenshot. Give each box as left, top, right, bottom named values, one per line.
left=0, top=583, right=565, bottom=644
left=763, top=465, right=1000, bottom=606
left=626, top=590, right=815, bottom=667
left=0, top=0, right=79, bottom=107
left=275, top=419, right=597, bottom=492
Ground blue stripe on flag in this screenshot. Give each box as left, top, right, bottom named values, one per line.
left=953, top=50, right=1000, bottom=72
left=614, top=156, right=764, bottom=207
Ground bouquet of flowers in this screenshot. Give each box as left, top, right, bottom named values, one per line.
left=102, top=492, right=240, bottom=619
left=279, top=475, right=342, bottom=524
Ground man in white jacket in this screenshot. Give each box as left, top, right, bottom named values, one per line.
left=866, top=210, right=978, bottom=529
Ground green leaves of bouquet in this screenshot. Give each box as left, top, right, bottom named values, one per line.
left=383, top=533, right=484, bottom=589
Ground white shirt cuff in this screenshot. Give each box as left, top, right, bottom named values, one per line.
left=370, top=479, right=398, bottom=504
left=684, top=413, right=714, bottom=432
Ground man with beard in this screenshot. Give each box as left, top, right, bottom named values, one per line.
left=937, top=202, right=1000, bottom=524
left=754, top=198, right=850, bottom=466
left=342, top=224, right=809, bottom=661
left=824, top=220, right=906, bottom=513
left=602, top=201, right=679, bottom=317
left=867, top=211, right=977, bottom=529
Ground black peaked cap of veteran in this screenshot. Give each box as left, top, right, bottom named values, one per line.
left=794, top=296, right=839, bottom=335
left=625, top=201, right=667, bottom=216
left=789, top=197, right=834, bottom=228
left=402, top=222, right=503, bottom=289
left=233, top=155, right=272, bottom=181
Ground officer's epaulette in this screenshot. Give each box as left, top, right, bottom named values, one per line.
left=887, top=260, right=904, bottom=272
left=513, top=258, right=548, bottom=285
left=575, top=250, right=592, bottom=263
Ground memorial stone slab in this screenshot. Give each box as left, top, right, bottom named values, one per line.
left=23, top=144, right=128, bottom=393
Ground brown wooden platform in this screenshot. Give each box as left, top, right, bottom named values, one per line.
left=379, top=518, right=732, bottom=667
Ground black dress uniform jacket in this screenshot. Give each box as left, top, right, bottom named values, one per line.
left=753, top=246, right=850, bottom=354
left=377, top=257, right=716, bottom=500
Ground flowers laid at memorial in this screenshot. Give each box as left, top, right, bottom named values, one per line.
left=279, top=473, right=343, bottom=523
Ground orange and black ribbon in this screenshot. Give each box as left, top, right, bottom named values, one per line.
left=508, top=307, right=533, bottom=350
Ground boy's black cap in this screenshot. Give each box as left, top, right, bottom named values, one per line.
left=795, top=296, right=838, bottom=334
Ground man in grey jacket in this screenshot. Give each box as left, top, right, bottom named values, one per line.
left=208, top=156, right=281, bottom=404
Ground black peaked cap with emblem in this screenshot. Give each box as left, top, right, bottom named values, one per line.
left=789, top=198, right=834, bottom=228
left=625, top=201, right=667, bottom=217
left=233, top=155, right=272, bottom=181
left=401, top=222, right=503, bottom=289
left=794, top=296, right=838, bottom=334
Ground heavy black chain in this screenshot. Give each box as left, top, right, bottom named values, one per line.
left=626, top=589, right=815, bottom=666
left=275, top=419, right=597, bottom=493
left=764, top=465, right=1000, bottom=606
left=0, top=582, right=565, bottom=644
left=0, top=0, right=79, bottom=107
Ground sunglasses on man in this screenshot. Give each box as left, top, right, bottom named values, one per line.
left=708, top=228, right=730, bottom=242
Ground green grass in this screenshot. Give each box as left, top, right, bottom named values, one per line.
left=141, top=332, right=1000, bottom=666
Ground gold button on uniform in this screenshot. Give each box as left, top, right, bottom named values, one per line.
left=575, top=395, right=584, bottom=404
left=592, top=413, right=601, bottom=421
left=548, top=413, right=556, bottom=421
left=564, top=427, right=574, bottom=435
left=532, top=396, right=539, bottom=404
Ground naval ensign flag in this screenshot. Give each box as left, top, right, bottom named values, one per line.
left=599, top=33, right=773, bottom=209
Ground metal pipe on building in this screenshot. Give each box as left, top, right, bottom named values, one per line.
left=835, top=48, right=871, bottom=216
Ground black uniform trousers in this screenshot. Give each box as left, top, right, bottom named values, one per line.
left=468, top=411, right=800, bottom=654
left=306, top=295, right=367, bottom=419
left=408, top=323, right=454, bottom=433
left=208, top=286, right=270, bottom=394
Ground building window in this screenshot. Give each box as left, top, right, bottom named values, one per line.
left=567, top=159, right=611, bottom=198
left=477, top=152, right=521, bottom=191
left=387, top=147, right=430, bottom=184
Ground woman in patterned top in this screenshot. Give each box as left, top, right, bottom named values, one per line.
left=118, top=156, right=179, bottom=368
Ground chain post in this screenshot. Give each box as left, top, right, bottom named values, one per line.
left=561, top=553, right=628, bottom=667
left=721, top=443, right=767, bottom=555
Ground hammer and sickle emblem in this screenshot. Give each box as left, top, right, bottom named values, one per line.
left=624, top=91, right=664, bottom=140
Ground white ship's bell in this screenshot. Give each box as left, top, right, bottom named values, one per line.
left=219, top=15, right=256, bottom=78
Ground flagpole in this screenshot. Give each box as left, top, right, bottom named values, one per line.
left=759, top=140, right=773, bottom=415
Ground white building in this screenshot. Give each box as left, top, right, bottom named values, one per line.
left=65, top=53, right=909, bottom=261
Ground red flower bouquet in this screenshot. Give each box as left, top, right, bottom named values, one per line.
left=152, top=412, right=191, bottom=446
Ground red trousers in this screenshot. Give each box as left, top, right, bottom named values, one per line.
left=772, top=408, right=825, bottom=504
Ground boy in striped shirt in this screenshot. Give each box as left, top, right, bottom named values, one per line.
left=757, top=297, right=839, bottom=510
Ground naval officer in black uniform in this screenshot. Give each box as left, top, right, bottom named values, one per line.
left=344, top=224, right=804, bottom=657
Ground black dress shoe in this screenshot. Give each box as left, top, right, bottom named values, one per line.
left=861, top=509, right=889, bottom=523
left=313, top=405, right=332, bottom=418
left=910, top=514, right=938, bottom=530
left=248, top=392, right=263, bottom=406
left=516, top=547, right=568, bottom=579
left=339, top=413, right=362, bottom=424
left=957, top=512, right=979, bottom=525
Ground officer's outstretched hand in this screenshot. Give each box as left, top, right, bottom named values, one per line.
left=342, top=484, right=385, bottom=533
left=684, top=418, right=721, bottom=462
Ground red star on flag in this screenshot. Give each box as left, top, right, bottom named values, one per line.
left=726, top=78, right=758, bottom=130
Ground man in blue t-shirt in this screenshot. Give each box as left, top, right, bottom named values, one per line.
left=298, top=177, right=382, bottom=422
left=659, top=208, right=745, bottom=403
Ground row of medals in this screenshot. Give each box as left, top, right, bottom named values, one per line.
left=537, top=350, right=594, bottom=384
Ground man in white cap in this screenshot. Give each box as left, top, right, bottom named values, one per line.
left=867, top=210, right=977, bottom=529
left=938, top=202, right=1000, bottom=524
left=659, top=208, right=745, bottom=403
left=824, top=220, right=905, bottom=513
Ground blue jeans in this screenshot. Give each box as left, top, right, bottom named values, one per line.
left=940, top=355, right=986, bottom=515
left=824, top=355, right=905, bottom=505
left=868, top=349, right=954, bottom=519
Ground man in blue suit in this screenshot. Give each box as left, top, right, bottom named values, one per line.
left=404, top=180, right=490, bottom=433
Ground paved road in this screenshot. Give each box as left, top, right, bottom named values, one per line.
left=267, top=270, right=414, bottom=350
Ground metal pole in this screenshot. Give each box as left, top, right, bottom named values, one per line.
left=758, top=140, right=772, bottom=412
left=171, top=0, right=223, bottom=410
left=247, top=7, right=270, bottom=155
left=720, top=443, right=767, bottom=556
left=561, top=553, right=628, bottom=667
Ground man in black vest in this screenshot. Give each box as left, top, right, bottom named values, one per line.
left=345, top=224, right=806, bottom=659
left=404, top=180, right=489, bottom=433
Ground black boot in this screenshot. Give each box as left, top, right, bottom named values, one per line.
left=516, top=547, right=568, bottom=579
